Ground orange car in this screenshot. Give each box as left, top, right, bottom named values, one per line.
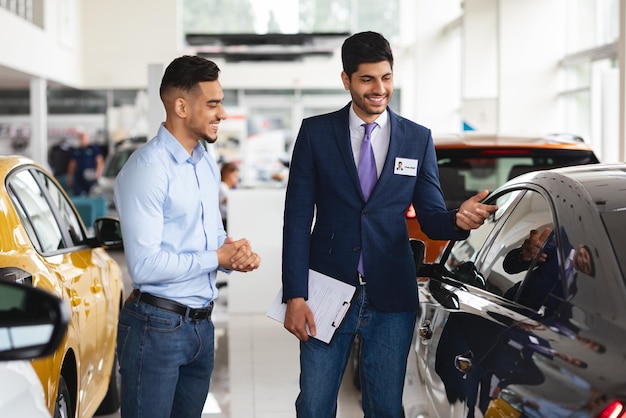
left=0, top=156, right=123, bottom=418
left=407, top=133, right=599, bottom=262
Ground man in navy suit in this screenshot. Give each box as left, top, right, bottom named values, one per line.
left=281, top=31, right=498, bottom=417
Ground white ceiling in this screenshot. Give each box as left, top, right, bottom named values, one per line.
left=0, top=64, right=33, bottom=89
left=0, top=64, right=66, bottom=89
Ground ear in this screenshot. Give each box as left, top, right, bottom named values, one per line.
left=341, top=71, right=350, bottom=91
left=173, top=97, right=188, bottom=118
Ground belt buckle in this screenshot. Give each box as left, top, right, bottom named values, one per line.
left=188, top=304, right=213, bottom=321
left=189, top=309, right=203, bottom=321
left=358, top=273, right=366, bottom=285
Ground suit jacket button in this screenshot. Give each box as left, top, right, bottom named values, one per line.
left=353, top=246, right=360, bottom=252
left=362, top=210, right=368, bottom=216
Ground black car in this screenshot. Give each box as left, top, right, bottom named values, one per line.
left=413, top=163, right=626, bottom=418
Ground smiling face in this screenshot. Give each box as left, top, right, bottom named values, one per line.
left=574, top=244, right=594, bottom=276
left=186, top=80, right=228, bottom=144
left=341, top=61, right=393, bottom=123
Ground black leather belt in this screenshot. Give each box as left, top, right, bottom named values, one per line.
left=132, top=289, right=213, bottom=321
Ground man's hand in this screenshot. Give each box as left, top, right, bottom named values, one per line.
left=217, top=237, right=261, bottom=271
left=230, top=237, right=261, bottom=272
left=520, top=227, right=552, bottom=262
left=284, top=297, right=316, bottom=341
left=456, top=190, right=499, bottom=230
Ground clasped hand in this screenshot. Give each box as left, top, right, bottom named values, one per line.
left=218, top=237, right=261, bottom=272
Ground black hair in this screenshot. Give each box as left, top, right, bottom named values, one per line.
left=159, top=55, right=221, bottom=97
left=341, top=31, right=394, bottom=79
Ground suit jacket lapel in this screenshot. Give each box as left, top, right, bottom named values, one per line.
left=369, top=109, right=406, bottom=200
left=333, top=104, right=364, bottom=199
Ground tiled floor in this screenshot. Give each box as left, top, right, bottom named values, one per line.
left=104, top=251, right=382, bottom=418
left=222, top=292, right=366, bottom=418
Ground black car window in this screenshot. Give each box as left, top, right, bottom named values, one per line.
left=36, top=170, right=86, bottom=246
left=443, top=189, right=525, bottom=288
left=443, top=189, right=556, bottom=311
left=481, top=190, right=554, bottom=310
left=103, top=148, right=136, bottom=178
left=8, top=170, right=65, bottom=253
left=600, top=210, right=626, bottom=282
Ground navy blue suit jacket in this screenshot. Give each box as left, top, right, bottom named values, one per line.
left=282, top=103, right=468, bottom=312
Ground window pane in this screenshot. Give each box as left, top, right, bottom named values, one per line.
left=36, top=170, right=86, bottom=246
left=9, top=170, right=65, bottom=253
left=183, top=0, right=400, bottom=41
left=480, top=191, right=554, bottom=309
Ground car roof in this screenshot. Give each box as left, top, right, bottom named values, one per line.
left=0, top=155, right=38, bottom=177
left=433, top=132, right=595, bottom=151
left=504, top=163, right=626, bottom=212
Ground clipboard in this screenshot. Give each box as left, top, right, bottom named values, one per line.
left=267, top=270, right=356, bottom=344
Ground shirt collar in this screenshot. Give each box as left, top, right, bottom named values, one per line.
left=348, top=105, right=389, bottom=132
left=159, top=124, right=207, bottom=165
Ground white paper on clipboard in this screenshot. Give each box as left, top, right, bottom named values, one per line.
left=267, top=270, right=356, bottom=344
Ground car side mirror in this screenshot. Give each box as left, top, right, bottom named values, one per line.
left=0, top=281, right=69, bottom=361
left=93, top=217, right=123, bottom=249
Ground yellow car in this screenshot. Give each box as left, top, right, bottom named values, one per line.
left=0, top=156, right=123, bottom=418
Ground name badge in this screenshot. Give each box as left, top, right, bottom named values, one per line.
left=394, top=157, right=418, bottom=176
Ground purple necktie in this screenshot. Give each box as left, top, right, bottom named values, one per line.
left=358, top=122, right=377, bottom=276
left=358, top=122, right=378, bottom=201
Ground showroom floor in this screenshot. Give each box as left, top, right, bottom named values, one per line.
left=102, top=251, right=405, bottom=418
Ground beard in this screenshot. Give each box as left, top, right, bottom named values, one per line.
left=351, top=94, right=389, bottom=117
left=189, top=119, right=218, bottom=144
left=201, top=133, right=218, bottom=144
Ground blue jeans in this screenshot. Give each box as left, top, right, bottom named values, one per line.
left=117, top=297, right=215, bottom=418
left=296, top=286, right=417, bottom=418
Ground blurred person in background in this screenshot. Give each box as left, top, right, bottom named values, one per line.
left=219, top=161, right=239, bottom=231
left=67, top=130, right=104, bottom=196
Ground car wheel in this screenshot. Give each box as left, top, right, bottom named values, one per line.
left=94, top=352, right=121, bottom=415
left=53, top=375, right=73, bottom=418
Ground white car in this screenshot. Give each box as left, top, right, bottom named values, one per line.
left=0, top=281, right=70, bottom=418
left=0, top=361, right=50, bottom=417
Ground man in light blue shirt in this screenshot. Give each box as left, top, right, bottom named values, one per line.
left=114, top=55, right=261, bottom=418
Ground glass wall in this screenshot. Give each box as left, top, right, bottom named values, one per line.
left=183, top=0, right=401, bottom=43
left=560, top=0, right=620, bottom=159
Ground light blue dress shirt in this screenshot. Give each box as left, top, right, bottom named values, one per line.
left=114, top=124, right=227, bottom=308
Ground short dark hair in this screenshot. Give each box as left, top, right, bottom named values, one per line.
left=341, top=31, right=394, bottom=79
left=159, top=55, right=221, bottom=97
left=220, top=162, right=239, bottom=177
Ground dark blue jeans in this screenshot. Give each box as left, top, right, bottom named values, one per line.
left=296, top=286, right=417, bottom=417
left=117, top=297, right=215, bottom=418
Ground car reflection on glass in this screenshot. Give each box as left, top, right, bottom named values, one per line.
left=413, top=163, right=626, bottom=418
